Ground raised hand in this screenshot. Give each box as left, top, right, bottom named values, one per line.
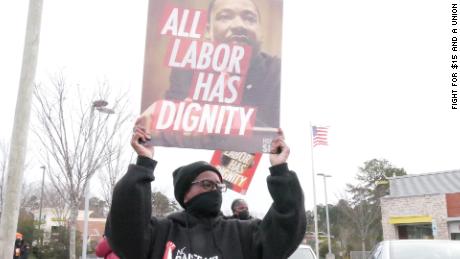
left=131, top=124, right=154, bottom=158
left=269, top=129, right=290, bottom=166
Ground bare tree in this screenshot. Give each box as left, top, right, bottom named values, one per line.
left=22, top=180, right=70, bottom=248
left=42, top=184, right=70, bottom=227
left=33, top=74, right=131, bottom=259
left=97, top=134, right=132, bottom=208
left=151, top=190, right=180, bottom=217
left=340, top=186, right=381, bottom=254
left=20, top=182, right=41, bottom=211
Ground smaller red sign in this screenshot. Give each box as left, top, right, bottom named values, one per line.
left=210, top=150, right=262, bottom=194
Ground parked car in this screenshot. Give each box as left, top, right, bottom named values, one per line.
left=368, top=239, right=460, bottom=259
left=289, top=244, right=317, bottom=259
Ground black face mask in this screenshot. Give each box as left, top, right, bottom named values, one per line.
left=237, top=209, right=250, bottom=220
left=185, top=191, right=222, bottom=218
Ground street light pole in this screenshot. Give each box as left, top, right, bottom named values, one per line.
left=81, top=100, right=113, bottom=259
left=38, top=165, right=46, bottom=246
left=318, top=173, right=334, bottom=259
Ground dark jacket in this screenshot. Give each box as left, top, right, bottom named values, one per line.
left=108, top=156, right=306, bottom=259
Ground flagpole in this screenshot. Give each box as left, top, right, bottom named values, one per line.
left=309, top=122, right=320, bottom=259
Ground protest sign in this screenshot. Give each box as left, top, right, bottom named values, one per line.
left=210, top=150, right=262, bottom=194
left=138, top=0, right=283, bottom=153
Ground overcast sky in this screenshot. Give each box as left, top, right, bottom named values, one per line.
left=1, top=0, right=459, bottom=215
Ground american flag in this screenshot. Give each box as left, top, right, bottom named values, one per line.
left=312, top=126, right=329, bottom=147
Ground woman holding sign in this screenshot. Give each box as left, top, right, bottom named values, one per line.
left=106, top=125, right=306, bottom=259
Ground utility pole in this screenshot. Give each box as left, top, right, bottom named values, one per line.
left=0, top=1, right=43, bottom=258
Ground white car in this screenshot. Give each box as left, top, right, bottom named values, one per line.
left=368, top=239, right=460, bottom=259
left=289, top=244, right=317, bottom=259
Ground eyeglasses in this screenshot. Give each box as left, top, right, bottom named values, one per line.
left=191, top=179, right=227, bottom=193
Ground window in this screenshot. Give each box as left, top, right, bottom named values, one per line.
left=397, top=224, right=433, bottom=239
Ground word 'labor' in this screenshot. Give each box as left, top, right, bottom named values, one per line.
left=167, top=38, right=251, bottom=74
left=223, top=151, right=254, bottom=167
left=152, top=100, right=256, bottom=135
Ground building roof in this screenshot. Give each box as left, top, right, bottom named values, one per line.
left=388, top=169, right=460, bottom=197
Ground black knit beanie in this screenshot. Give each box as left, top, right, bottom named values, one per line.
left=173, top=161, right=222, bottom=208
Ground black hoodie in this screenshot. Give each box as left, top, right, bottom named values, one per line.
left=108, top=157, right=306, bottom=259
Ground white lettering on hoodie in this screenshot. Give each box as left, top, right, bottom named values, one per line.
left=173, top=246, right=219, bottom=259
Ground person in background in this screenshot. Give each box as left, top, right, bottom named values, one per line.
left=13, top=233, right=23, bottom=259
left=19, top=242, right=29, bottom=259
left=230, top=198, right=253, bottom=220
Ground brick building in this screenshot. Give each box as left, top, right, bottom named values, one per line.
left=380, top=169, right=460, bottom=240
left=33, top=208, right=106, bottom=246
left=75, top=210, right=107, bottom=245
